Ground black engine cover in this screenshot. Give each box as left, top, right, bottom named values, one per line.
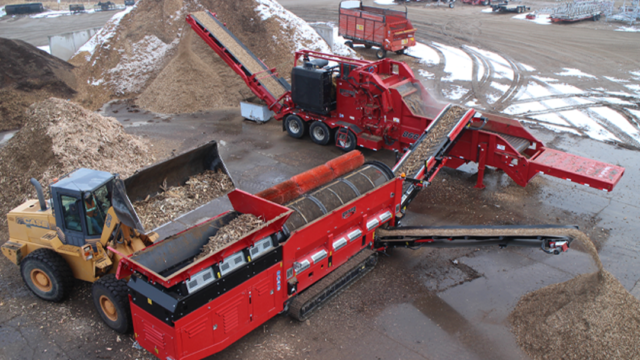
left=291, top=66, right=335, bottom=115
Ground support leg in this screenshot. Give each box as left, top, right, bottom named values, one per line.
left=475, top=143, right=487, bottom=189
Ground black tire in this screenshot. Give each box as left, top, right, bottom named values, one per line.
left=336, top=130, right=357, bottom=152
left=285, top=115, right=305, bottom=139
left=482, top=0, right=489, bottom=5
left=92, top=274, right=131, bottom=334
left=449, top=1, right=454, bottom=8
left=376, top=48, right=387, bottom=59
left=345, top=40, right=354, bottom=49
left=395, top=49, right=405, bottom=55
left=20, top=248, right=73, bottom=302
left=364, top=44, right=372, bottom=49
left=309, top=121, right=331, bottom=145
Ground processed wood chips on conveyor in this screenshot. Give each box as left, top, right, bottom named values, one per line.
left=395, top=105, right=466, bottom=177
left=195, top=214, right=266, bottom=261
left=133, top=169, right=234, bottom=230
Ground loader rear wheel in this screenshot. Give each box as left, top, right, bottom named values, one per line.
left=20, top=248, right=73, bottom=302
left=92, top=274, right=131, bottom=334
left=285, top=115, right=305, bottom=139
left=376, top=48, right=387, bottom=59
left=310, top=121, right=331, bottom=145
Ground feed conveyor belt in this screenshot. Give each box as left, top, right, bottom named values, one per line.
left=189, top=11, right=289, bottom=100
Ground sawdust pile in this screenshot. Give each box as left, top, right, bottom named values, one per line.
left=195, top=214, right=265, bottom=260
left=0, top=38, right=76, bottom=131
left=0, top=98, right=154, bottom=230
left=509, top=233, right=640, bottom=359
left=72, top=0, right=334, bottom=114
left=133, top=169, right=234, bottom=230
left=395, top=105, right=466, bottom=176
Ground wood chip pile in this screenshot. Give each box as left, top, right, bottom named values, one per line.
left=394, top=105, right=466, bottom=177
left=133, top=169, right=234, bottom=230
left=0, top=98, right=154, bottom=231
left=195, top=214, right=265, bottom=261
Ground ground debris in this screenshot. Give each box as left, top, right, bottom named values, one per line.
left=133, top=169, right=233, bottom=230
left=195, top=214, right=265, bottom=260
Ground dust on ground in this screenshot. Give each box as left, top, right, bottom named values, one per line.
left=133, top=169, right=234, bottom=230
left=0, top=38, right=76, bottom=132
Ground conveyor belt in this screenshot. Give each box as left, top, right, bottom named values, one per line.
left=487, top=131, right=530, bottom=154
left=190, top=11, right=288, bottom=100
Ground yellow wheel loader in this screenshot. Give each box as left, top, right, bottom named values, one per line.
left=1, top=141, right=233, bottom=333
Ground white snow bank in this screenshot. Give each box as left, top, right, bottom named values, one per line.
left=406, top=42, right=440, bottom=66
left=37, top=45, right=51, bottom=54
left=74, top=6, right=134, bottom=60
left=0, top=6, right=5, bottom=17
left=556, top=68, right=596, bottom=79
left=616, top=26, right=640, bottom=32
left=255, top=0, right=332, bottom=53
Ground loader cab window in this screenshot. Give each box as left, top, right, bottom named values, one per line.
left=84, top=183, right=112, bottom=236
left=61, top=195, right=82, bottom=232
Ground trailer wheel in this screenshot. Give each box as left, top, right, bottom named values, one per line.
left=92, top=274, right=131, bottom=334
left=20, top=248, right=73, bottom=302
left=309, top=121, right=331, bottom=145
left=285, top=115, right=305, bottom=139
left=376, top=48, right=387, bottom=59
left=336, top=130, right=357, bottom=152
left=345, top=41, right=354, bottom=49
left=449, top=1, right=454, bottom=8
left=482, top=0, right=489, bottom=5
left=364, top=44, right=372, bottom=49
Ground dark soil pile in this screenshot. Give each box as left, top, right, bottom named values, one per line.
left=195, top=214, right=265, bottom=260
left=0, top=98, right=154, bottom=231
left=72, top=0, right=329, bottom=113
left=0, top=38, right=76, bottom=131
left=133, top=169, right=234, bottom=230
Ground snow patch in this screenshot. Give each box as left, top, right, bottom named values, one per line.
left=589, top=107, right=640, bottom=143
left=74, top=6, right=134, bottom=60
left=108, top=35, right=179, bottom=95
left=374, top=0, right=397, bottom=4
left=433, top=43, right=473, bottom=82
left=0, top=6, right=5, bottom=17
left=520, top=63, right=535, bottom=72
left=255, top=0, right=332, bottom=53
left=418, top=69, right=435, bottom=79
left=624, top=84, right=640, bottom=96
left=523, top=120, right=582, bottom=136
left=532, top=76, right=558, bottom=82
left=37, top=45, right=51, bottom=54
left=442, top=85, right=469, bottom=100
left=616, top=26, right=640, bottom=32
left=604, top=76, right=629, bottom=83
left=513, top=13, right=551, bottom=25
left=466, top=46, right=513, bottom=80
left=406, top=42, right=440, bottom=66
left=627, top=108, right=640, bottom=122
left=491, top=82, right=510, bottom=93
left=482, top=8, right=494, bottom=13
left=556, top=68, right=596, bottom=79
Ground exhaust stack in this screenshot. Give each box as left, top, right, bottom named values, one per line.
left=30, top=178, right=47, bottom=211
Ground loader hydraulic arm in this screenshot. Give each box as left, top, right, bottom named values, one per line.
left=375, top=224, right=576, bottom=255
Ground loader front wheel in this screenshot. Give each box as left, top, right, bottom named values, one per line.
left=310, top=121, right=331, bottom=145
left=376, top=48, right=387, bottom=59
left=20, top=248, right=73, bottom=302
left=92, top=274, right=131, bottom=334
left=285, top=115, right=305, bottom=139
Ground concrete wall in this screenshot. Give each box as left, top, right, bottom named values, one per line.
left=48, top=27, right=101, bottom=61
left=309, top=23, right=333, bottom=49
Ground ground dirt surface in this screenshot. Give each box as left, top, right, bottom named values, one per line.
left=0, top=0, right=639, bottom=359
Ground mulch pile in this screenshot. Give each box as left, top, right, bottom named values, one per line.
left=0, top=38, right=77, bottom=131
left=72, top=0, right=329, bottom=114
left=0, top=98, right=154, bottom=231
left=195, top=214, right=265, bottom=260
left=133, top=169, right=234, bottom=230
left=509, top=233, right=640, bottom=359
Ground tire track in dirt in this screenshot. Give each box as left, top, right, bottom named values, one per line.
left=459, top=46, right=493, bottom=106
left=492, top=55, right=526, bottom=111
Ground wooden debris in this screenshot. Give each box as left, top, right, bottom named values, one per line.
left=195, top=214, right=265, bottom=260
left=133, top=169, right=233, bottom=230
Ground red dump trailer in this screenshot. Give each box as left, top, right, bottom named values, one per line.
left=339, top=0, right=416, bottom=58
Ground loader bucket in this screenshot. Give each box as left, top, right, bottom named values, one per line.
left=111, top=141, right=235, bottom=234
left=124, top=140, right=234, bottom=202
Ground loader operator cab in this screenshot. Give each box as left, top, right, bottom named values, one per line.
left=50, top=168, right=114, bottom=247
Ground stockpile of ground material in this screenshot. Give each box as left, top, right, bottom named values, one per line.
left=0, top=38, right=76, bottom=131
left=195, top=214, right=265, bottom=260
left=509, top=233, right=640, bottom=359
left=0, top=98, right=154, bottom=230
left=133, top=169, right=234, bottom=230
left=394, top=105, right=466, bottom=176
left=72, top=0, right=333, bottom=114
